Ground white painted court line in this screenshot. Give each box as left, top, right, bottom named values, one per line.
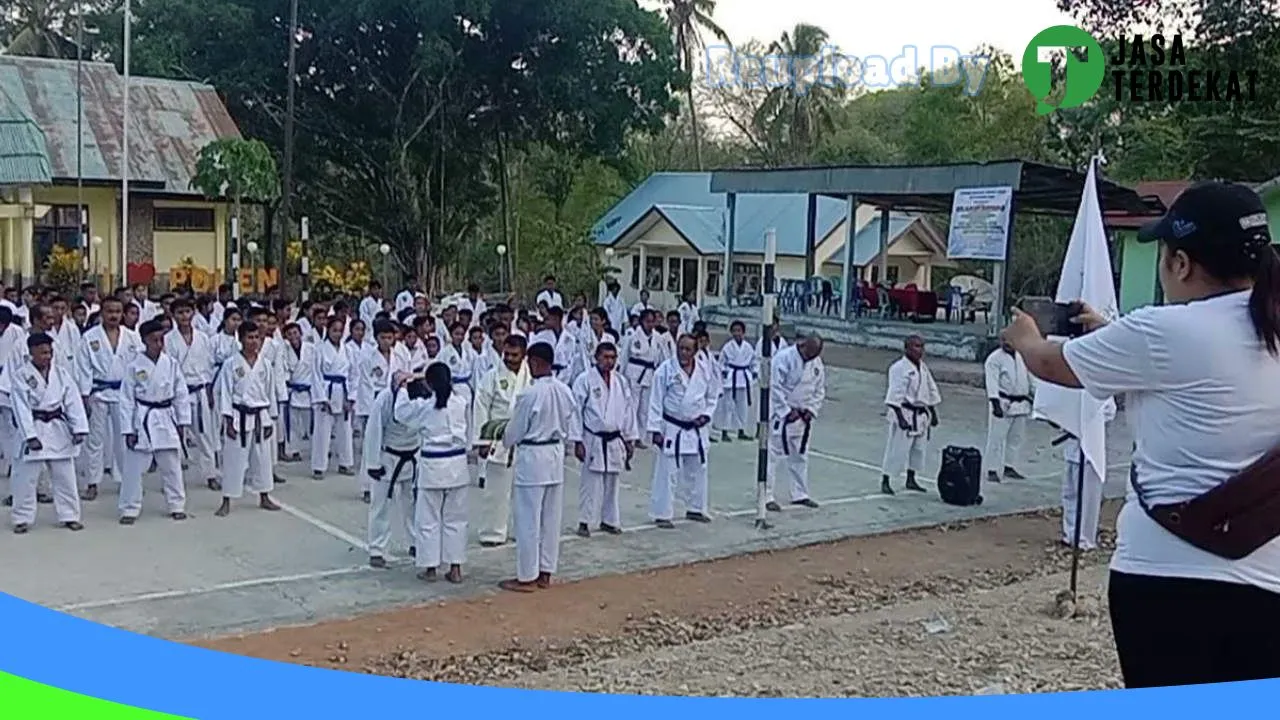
left=274, top=499, right=389, bottom=559
left=56, top=566, right=374, bottom=612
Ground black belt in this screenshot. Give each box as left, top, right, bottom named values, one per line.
left=187, top=384, right=208, bottom=433
left=285, top=382, right=312, bottom=439
left=587, top=427, right=625, bottom=471
left=900, top=402, right=930, bottom=434
left=627, top=357, right=656, bottom=385
left=382, top=446, right=419, bottom=499
left=776, top=413, right=811, bottom=456
left=137, top=397, right=176, bottom=450
left=1051, top=431, right=1075, bottom=447
left=662, top=412, right=705, bottom=467
left=552, top=363, right=566, bottom=372
left=519, top=438, right=561, bottom=446
left=999, top=391, right=1032, bottom=404
left=32, top=408, right=66, bottom=423
left=724, top=363, right=753, bottom=405
left=232, top=403, right=269, bottom=448
left=91, top=379, right=122, bottom=395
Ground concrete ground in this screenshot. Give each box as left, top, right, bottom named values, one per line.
left=0, top=364, right=1131, bottom=641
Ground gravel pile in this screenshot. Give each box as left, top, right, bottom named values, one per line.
left=361, top=514, right=1119, bottom=695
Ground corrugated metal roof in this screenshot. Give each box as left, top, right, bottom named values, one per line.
left=0, top=114, right=52, bottom=185
left=592, top=171, right=916, bottom=259
left=0, top=55, right=240, bottom=195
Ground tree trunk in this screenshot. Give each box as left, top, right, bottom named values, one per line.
left=686, top=55, right=704, bottom=171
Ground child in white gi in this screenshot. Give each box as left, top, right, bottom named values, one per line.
left=119, top=319, right=192, bottom=523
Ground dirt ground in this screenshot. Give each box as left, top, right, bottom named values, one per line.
left=199, top=501, right=1121, bottom=694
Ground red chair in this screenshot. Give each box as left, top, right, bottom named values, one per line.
left=914, top=291, right=939, bottom=322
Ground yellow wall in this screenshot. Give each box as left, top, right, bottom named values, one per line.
left=26, top=186, right=229, bottom=288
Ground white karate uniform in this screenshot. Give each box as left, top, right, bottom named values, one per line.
left=0, top=323, right=29, bottom=477
left=983, top=348, right=1033, bottom=476
left=647, top=356, right=721, bottom=520
left=394, top=290, right=415, bottom=315
left=473, top=361, right=528, bottom=544
left=390, top=340, right=429, bottom=377
left=359, top=295, right=382, bottom=327
left=217, top=352, right=277, bottom=499
left=755, top=335, right=788, bottom=360
left=472, top=342, right=498, bottom=379
left=279, top=341, right=315, bottom=456
left=629, top=301, right=656, bottom=319
left=677, top=302, right=700, bottom=336
left=573, top=367, right=637, bottom=529
left=363, top=387, right=421, bottom=559
left=396, top=390, right=471, bottom=569
left=603, top=294, right=628, bottom=336
left=881, top=357, right=942, bottom=479
left=76, top=324, right=142, bottom=488
left=118, top=352, right=191, bottom=518
left=165, top=328, right=217, bottom=484
left=8, top=360, right=88, bottom=527
left=535, top=289, right=565, bottom=310
left=655, top=330, right=677, bottom=364
left=310, top=339, right=356, bottom=473
left=531, top=329, right=581, bottom=385
left=767, top=345, right=826, bottom=504
left=504, top=375, right=579, bottom=582
left=713, top=338, right=757, bottom=433
left=1060, top=399, right=1115, bottom=550
left=618, top=328, right=660, bottom=446
left=578, top=327, right=610, bottom=373
left=355, top=345, right=394, bottom=491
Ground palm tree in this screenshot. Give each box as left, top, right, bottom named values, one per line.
left=753, top=23, right=845, bottom=163
left=663, top=0, right=730, bottom=171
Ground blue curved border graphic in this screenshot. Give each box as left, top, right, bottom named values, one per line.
left=0, top=590, right=1273, bottom=717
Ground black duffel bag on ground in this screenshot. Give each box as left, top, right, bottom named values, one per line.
left=938, top=445, right=983, bottom=506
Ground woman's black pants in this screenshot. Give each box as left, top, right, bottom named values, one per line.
left=1109, top=570, right=1280, bottom=688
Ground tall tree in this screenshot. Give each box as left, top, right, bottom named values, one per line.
left=752, top=23, right=844, bottom=164
left=663, top=0, right=730, bottom=171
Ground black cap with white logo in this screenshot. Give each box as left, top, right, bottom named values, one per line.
left=1138, top=181, right=1272, bottom=262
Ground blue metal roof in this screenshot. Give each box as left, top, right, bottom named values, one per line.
left=592, top=171, right=916, bottom=259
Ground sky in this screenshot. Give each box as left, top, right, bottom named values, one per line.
left=667, top=0, right=1079, bottom=88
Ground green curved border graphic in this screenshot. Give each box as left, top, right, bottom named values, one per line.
left=0, top=671, right=192, bottom=718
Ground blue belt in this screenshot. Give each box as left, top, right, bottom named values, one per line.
left=420, top=447, right=467, bottom=459
left=723, top=363, right=753, bottom=405
left=322, top=374, right=348, bottom=419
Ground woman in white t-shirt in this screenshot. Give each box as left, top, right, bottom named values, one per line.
left=1005, top=181, right=1280, bottom=689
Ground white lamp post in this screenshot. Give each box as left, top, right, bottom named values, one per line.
left=245, top=241, right=260, bottom=294
left=91, top=235, right=103, bottom=287
left=378, top=243, right=391, bottom=291
left=496, top=243, right=507, bottom=294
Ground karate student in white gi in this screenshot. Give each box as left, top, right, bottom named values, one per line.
left=656, top=310, right=680, bottom=363
left=165, top=299, right=218, bottom=491
left=0, top=306, right=28, bottom=483
left=629, top=289, right=656, bottom=320
left=359, top=282, right=384, bottom=327
left=9, top=333, right=88, bottom=533
left=677, top=291, right=700, bottom=336
left=648, top=333, right=721, bottom=528
left=572, top=340, right=637, bottom=537
left=356, top=319, right=398, bottom=503
left=363, top=374, right=422, bottom=568
left=119, top=320, right=192, bottom=523
left=1058, top=398, right=1116, bottom=550
left=535, top=275, right=565, bottom=311
left=311, top=315, right=357, bottom=478
left=473, top=333, right=528, bottom=546
left=713, top=320, right=757, bottom=442
left=394, top=364, right=471, bottom=583
left=215, top=320, right=282, bottom=516
left=618, top=309, right=660, bottom=449
left=76, top=297, right=142, bottom=501
left=499, top=341, right=579, bottom=593
left=278, top=323, right=314, bottom=461
left=880, top=335, right=942, bottom=495
left=602, top=282, right=628, bottom=336
left=983, top=338, right=1033, bottom=483
left=531, top=306, right=581, bottom=384
left=578, top=307, right=611, bottom=371
left=766, top=335, right=826, bottom=511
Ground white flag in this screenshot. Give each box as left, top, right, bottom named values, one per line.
left=1031, top=156, right=1116, bottom=482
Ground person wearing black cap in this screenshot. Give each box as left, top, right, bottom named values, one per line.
left=498, top=340, right=580, bottom=592
left=1005, top=181, right=1280, bottom=688
left=119, top=319, right=193, bottom=524
left=8, top=332, right=88, bottom=533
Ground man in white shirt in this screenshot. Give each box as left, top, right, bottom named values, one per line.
left=535, top=275, right=564, bottom=310
left=630, top=289, right=656, bottom=320
left=983, top=339, right=1033, bottom=483
left=880, top=335, right=941, bottom=495
left=359, top=282, right=385, bottom=327
left=602, top=281, right=628, bottom=335
left=766, top=335, right=826, bottom=511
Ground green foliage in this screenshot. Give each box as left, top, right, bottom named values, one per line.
left=191, top=137, right=280, bottom=204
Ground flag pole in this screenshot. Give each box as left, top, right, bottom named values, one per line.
left=120, top=0, right=132, bottom=288
left=755, top=228, right=777, bottom=530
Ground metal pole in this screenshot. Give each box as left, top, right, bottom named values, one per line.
left=77, top=4, right=86, bottom=278
left=300, top=216, right=310, bottom=301
left=281, top=0, right=300, bottom=293
left=120, top=0, right=132, bottom=288
left=1069, top=446, right=1087, bottom=599
left=230, top=216, right=241, bottom=300
left=755, top=228, right=778, bottom=530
